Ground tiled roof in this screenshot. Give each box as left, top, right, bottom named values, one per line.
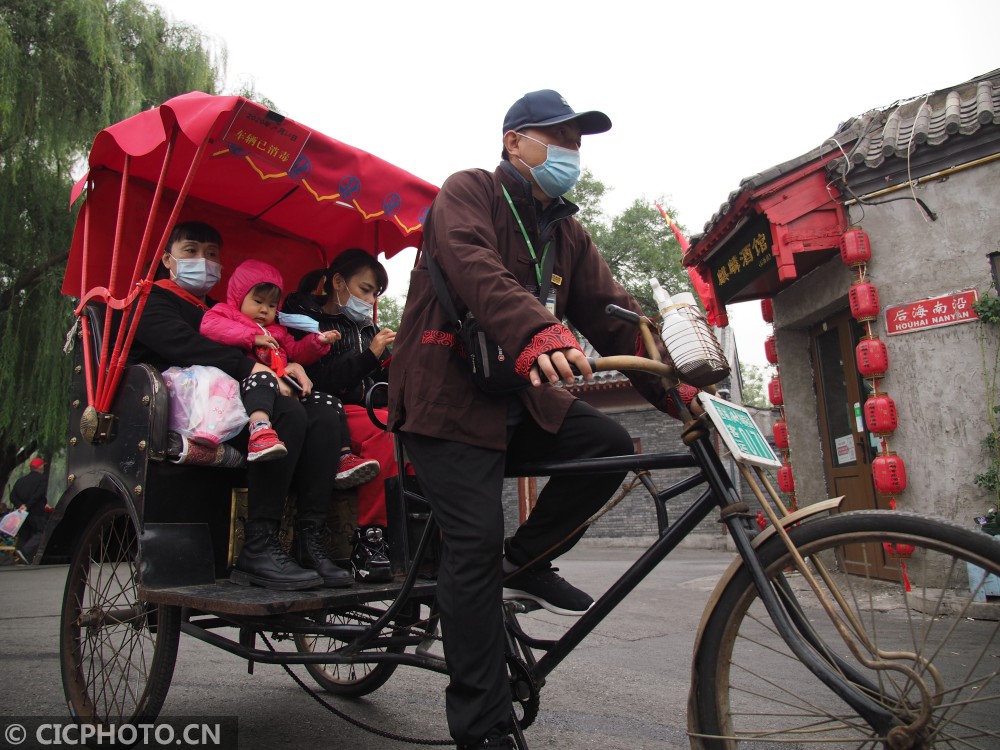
left=827, top=68, right=1000, bottom=175
left=690, top=68, right=1000, bottom=244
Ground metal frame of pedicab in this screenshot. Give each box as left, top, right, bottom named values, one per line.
left=42, top=92, right=1000, bottom=749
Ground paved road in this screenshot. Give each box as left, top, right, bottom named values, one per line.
left=0, top=544, right=734, bottom=749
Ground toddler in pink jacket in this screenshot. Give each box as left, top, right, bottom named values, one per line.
left=200, top=260, right=380, bottom=487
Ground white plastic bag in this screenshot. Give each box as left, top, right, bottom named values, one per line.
left=1, top=509, right=27, bottom=537
left=161, top=365, right=249, bottom=446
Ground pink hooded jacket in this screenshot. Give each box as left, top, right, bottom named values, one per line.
left=199, top=259, right=329, bottom=368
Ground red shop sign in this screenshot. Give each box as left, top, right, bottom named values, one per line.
left=884, top=289, right=979, bottom=336
left=222, top=100, right=311, bottom=171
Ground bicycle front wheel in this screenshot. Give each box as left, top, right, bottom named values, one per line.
left=690, top=510, right=1000, bottom=749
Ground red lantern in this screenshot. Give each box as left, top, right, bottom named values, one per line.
left=840, top=229, right=872, bottom=267
left=864, top=394, right=898, bottom=435
left=882, top=542, right=915, bottom=559
left=856, top=336, right=889, bottom=378
left=777, top=463, right=795, bottom=493
left=849, top=282, right=880, bottom=322
left=761, top=298, right=774, bottom=323
left=873, top=453, right=908, bottom=494
left=756, top=511, right=767, bottom=531
left=767, top=376, right=783, bottom=406
left=773, top=421, right=789, bottom=449
left=764, top=335, right=778, bottom=364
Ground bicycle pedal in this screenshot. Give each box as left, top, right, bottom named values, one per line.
left=504, top=599, right=543, bottom=614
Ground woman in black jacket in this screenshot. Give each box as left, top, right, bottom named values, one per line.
left=129, top=221, right=353, bottom=591
left=282, top=249, right=402, bottom=582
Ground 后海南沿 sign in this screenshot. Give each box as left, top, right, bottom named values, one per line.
left=698, top=392, right=781, bottom=468
left=885, top=289, right=979, bottom=336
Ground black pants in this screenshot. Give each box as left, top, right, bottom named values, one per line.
left=242, top=372, right=351, bottom=452
left=402, top=400, right=633, bottom=744
left=247, top=392, right=342, bottom=526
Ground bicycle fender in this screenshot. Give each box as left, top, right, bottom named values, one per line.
left=690, top=497, right=844, bottom=661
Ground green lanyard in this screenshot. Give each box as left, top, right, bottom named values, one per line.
left=502, top=185, right=550, bottom=289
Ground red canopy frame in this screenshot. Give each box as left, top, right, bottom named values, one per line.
left=63, top=92, right=439, bottom=411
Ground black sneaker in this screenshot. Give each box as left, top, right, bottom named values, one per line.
left=502, top=564, right=593, bottom=616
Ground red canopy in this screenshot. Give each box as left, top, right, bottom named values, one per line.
left=62, top=92, right=439, bottom=301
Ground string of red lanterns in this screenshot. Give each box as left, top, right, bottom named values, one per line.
left=842, top=229, right=914, bottom=579
left=761, top=299, right=798, bottom=513
left=761, top=229, right=912, bottom=581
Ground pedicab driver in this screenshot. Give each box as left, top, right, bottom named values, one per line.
left=388, top=89, right=697, bottom=749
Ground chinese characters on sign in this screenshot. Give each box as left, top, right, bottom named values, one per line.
left=709, top=213, right=776, bottom=305
left=697, top=393, right=782, bottom=468
left=884, top=289, right=979, bottom=336
left=222, top=100, right=311, bottom=170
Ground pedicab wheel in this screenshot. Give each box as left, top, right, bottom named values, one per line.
left=60, top=501, right=181, bottom=726
left=293, top=600, right=420, bottom=697
left=690, top=510, right=1000, bottom=749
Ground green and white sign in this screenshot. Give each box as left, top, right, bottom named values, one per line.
left=698, top=392, right=781, bottom=468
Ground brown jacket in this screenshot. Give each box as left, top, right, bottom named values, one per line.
left=388, top=163, right=675, bottom=450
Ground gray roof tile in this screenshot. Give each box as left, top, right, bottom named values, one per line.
left=691, top=69, right=1000, bottom=245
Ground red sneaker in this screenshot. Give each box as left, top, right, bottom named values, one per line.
left=247, top=427, right=288, bottom=462
left=335, top=454, right=380, bottom=489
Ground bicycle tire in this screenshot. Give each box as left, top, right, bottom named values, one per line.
left=60, top=501, right=181, bottom=725
left=690, top=509, right=1000, bottom=749
left=292, top=600, right=421, bottom=697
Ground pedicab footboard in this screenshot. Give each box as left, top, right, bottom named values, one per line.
left=139, top=578, right=438, bottom=617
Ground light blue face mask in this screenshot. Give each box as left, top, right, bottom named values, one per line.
left=337, top=288, right=374, bottom=325
left=516, top=133, right=581, bottom=198
left=277, top=312, right=321, bottom=333
left=172, top=257, right=221, bottom=297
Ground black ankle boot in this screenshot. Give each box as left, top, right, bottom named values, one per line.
left=293, top=522, right=353, bottom=588
left=231, top=520, right=323, bottom=590
left=351, top=525, right=393, bottom=583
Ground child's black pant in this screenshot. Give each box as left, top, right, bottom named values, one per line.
left=241, top=371, right=350, bottom=525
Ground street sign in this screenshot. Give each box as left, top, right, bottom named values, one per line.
left=884, top=289, right=979, bottom=336
left=698, top=392, right=782, bottom=468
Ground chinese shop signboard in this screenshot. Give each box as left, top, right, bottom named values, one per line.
left=708, top=213, right=775, bottom=305
left=884, top=289, right=979, bottom=336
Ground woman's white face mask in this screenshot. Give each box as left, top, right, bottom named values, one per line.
left=337, top=288, right=374, bottom=325
left=171, top=257, right=222, bottom=296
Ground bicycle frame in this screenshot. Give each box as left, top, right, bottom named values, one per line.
left=181, top=390, right=900, bottom=738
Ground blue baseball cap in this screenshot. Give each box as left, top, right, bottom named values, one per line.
left=503, top=90, right=612, bottom=135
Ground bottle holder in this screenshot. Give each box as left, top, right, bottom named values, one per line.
left=659, top=304, right=730, bottom=387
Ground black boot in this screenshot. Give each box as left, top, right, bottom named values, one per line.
left=351, top=525, right=393, bottom=583
left=231, top=520, right=323, bottom=590
left=293, top=522, right=353, bottom=588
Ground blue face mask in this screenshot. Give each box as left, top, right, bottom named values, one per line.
left=277, top=312, right=321, bottom=333
left=516, top=133, right=581, bottom=198
left=337, top=288, right=374, bottom=325
left=171, top=257, right=221, bottom=297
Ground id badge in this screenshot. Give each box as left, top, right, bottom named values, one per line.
left=545, top=291, right=557, bottom=316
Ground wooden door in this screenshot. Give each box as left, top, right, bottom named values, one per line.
left=810, top=309, right=895, bottom=579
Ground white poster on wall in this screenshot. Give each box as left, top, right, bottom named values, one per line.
left=834, top=434, right=857, bottom=465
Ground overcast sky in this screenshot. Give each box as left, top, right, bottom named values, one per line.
left=155, top=0, right=999, bottom=367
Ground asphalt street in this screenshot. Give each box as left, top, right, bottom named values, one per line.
left=0, top=544, right=734, bottom=749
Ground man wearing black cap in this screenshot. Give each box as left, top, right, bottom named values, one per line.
left=388, top=90, right=690, bottom=748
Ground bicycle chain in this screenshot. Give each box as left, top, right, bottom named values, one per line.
left=262, top=631, right=453, bottom=746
